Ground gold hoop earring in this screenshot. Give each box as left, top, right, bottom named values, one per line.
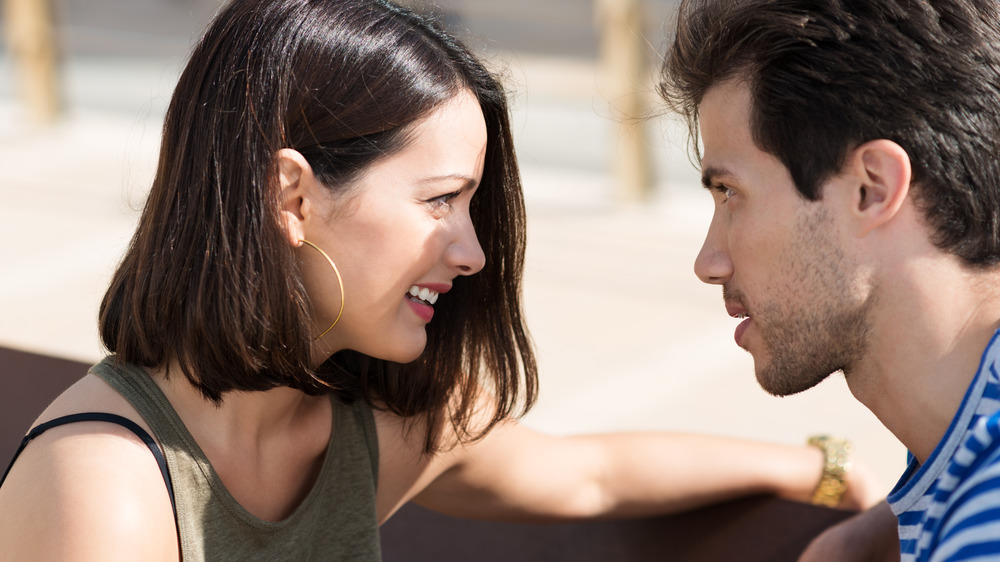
left=299, top=239, right=345, bottom=340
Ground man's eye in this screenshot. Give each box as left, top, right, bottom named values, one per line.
left=710, top=184, right=734, bottom=202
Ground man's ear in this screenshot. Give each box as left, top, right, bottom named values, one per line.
left=276, top=148, right=315, bottom=246
left=843, top=139, right=912, bottom=237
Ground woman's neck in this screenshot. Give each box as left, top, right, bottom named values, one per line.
left=147, top=361, right=333, bottom=521
left=149, top=361, right=327, bottom=452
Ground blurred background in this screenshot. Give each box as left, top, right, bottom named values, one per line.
left=0, top=0, right=906, bottom=491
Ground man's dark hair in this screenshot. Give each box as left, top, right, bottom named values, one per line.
left=660, top=0, right=1000, bottom=266
left=99, top=0, right=536, bottom=452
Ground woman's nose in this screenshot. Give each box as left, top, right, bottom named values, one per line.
left=447, top=216, right=486, bottom=276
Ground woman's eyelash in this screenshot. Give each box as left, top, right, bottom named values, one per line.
left=429, top=190, right=462, bottom=205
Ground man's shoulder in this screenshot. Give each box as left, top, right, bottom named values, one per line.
left=962, top=410, right=1000, bottom=464
left=945, top=410, right=1000, bottom=490
left=928, top=412, right=1000, bottom=560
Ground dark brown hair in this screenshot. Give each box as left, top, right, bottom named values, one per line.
left=100, top=0, right=537, bottom=451
left=660, top=0, right=1000, bottom=266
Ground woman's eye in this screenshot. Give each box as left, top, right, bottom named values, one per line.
left=428, top=190, right=461, bottom=207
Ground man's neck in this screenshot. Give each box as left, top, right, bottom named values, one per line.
left=846, top=259, right=1000, bottom=464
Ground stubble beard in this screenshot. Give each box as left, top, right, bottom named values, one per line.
left=732, top=209, right=873, bottom=397
left=754, top=292, right=872, bottom=397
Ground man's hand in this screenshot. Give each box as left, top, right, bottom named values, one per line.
left=799, top=501, right=900, bottom=562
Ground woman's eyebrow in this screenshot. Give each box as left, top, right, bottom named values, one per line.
left=416, top=174, right=478, bottom=189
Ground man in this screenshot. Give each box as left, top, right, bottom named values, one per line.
left=660, top=0, right=1000, bottom=560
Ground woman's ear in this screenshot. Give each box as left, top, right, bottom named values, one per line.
left=844, top=139, right=912, bottom=237
left=276, top=148, right=314, bottom=246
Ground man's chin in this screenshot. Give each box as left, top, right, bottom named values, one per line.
left=753, top=364, right=831, bottom=397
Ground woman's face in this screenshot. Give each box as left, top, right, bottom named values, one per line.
left=299, top=90, right=488, bottom=364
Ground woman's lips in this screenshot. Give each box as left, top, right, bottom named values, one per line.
left=405, top=283, right=450, bottom=323
left=406, top=297, right=434, bottom=322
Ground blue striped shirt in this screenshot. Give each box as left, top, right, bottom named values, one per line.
left=889, top=329, right=1000, bottom=561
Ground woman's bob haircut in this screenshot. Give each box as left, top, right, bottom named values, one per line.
left=100, top=0, right=537, bottom=452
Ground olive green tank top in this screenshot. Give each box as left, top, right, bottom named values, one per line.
left=91, top=358, right=381, bottom=561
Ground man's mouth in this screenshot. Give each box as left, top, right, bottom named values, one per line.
left=407, top=285, right=440, bottom=305
left=725, top=302, right=753, bottom=348
left=725, top=301, right=749, bottom=320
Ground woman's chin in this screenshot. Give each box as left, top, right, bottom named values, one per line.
left=368, top=337, right=427, bottom=364
left=390, top=347, right=426, bottom=364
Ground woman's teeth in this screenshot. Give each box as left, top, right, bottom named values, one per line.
left=408, top=285, right=439, bottom=305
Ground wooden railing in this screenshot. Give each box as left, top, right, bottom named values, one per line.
left=2, top=0, right=60, bottom=123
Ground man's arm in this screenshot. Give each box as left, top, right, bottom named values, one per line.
left=799, top=501, right=899, bottom=562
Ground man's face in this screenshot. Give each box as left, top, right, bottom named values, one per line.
left=695, top=79, right=872, bottom=396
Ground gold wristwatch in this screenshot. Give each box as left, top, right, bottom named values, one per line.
left=807, top=435, right=853, bottom=508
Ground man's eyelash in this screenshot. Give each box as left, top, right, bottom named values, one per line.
left=708, top=183, right=734, bottom=200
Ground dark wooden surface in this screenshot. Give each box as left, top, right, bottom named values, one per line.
left=1, top=345, right=854, bottom=560
left=0, top=346, right=90, bottom=467
left=380, top=497, right=853, bottom=562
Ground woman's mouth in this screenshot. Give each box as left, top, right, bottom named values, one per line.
left=407, top=285, right=439, bottom=305
left=406, top=285, right=439, bottom=323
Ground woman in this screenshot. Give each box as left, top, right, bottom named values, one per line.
left=0, top=0, right=880, bottom=559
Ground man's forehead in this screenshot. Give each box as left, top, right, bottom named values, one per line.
left=698, top=82, right=755, bottom=177
left=700, top=79, right=753, bottom=118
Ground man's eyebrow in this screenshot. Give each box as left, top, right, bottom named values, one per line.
left=701, top=165, right=734, bottom=189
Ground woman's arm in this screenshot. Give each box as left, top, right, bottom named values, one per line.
left=0, top=418, right=178, bottom=560
left=376, top=403, right=883, bottom=523
left=415, top=422, right=881, bottom=521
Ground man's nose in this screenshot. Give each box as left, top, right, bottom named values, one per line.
left=694, top=213, right=732, bottom=285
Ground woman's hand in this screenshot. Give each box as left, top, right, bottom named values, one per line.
left=836, top=456, right=885, bottom=511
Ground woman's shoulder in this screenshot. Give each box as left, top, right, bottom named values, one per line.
left=33, top=370, right=141, bottom=424
left=0, top=373, right=178, bottom=560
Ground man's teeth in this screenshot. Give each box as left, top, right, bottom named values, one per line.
left=408, top=285, right=439, bottom=305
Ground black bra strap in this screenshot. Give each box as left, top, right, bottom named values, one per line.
left=1, top=412, right=178, bottom=523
